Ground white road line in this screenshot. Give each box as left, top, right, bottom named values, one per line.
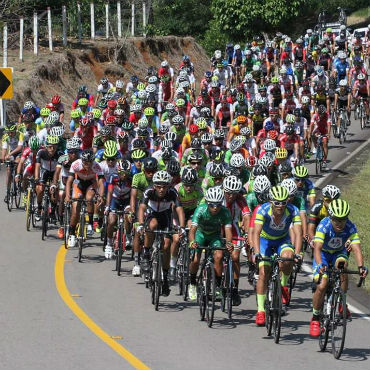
left=301, top=262, right=370, bottom=321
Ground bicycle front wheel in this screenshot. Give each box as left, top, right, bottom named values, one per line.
left=176, top=246, right=184, bottom=296
left=64, top=206, right=70, bottom=249
left=198, top=273, right=206, bottom=321
left=78, top=216, right=85, bottom=262
left=116, top=224, right=124, bottom=276
left=6, top=186, right=13, bottom=212
left=14, top=180, right=22, bottom=208
left=154, top=251, right=162, bottom=311
left=272, top=277, right=282, bottom=343
left=319, top=294, right=330, bottom=352
left=205, top=264, right=216, bottom=328
left=265, top=284, right=273, bottom=336
left=331, top=290, right=347, bottom=359
left=25, top=188, right=32, bottom=231
left=41, top=198, right=49, bottom=241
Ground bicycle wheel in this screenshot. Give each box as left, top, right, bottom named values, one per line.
left=360, top=109, right=365, bottom=130
left=182, top=245, right=190, bottom=301
left=272, top=277, right=282, bottom=343
left=319, top=294, right=330, bottom=352
left=41, top=197, right=49, bottom=241
left=6, top=186, right=13, bottom=212
left=30, top=191, right=36, bottom=228
left=221, top=263, right=228, bottom=313
left=198, top=272, right=206, bottom=321
left=63, top=205, right=70, bottom=249
left=154, top=251, right=162, bottom=311
left=78, top=215, right=85, bottom=262
left=14, top=180, right=22, bottom=209
left=315, top=157, right=321, bottom=175
left=331, top=290, right=347, bottom=359
left=116, top=223, right=124, bottom=276
left=25, top=188, right=32, bottom=231
left=205, top=264, right=216, bottom=328
left=265, top=284, right=273, bottom=336
left=176, top=246, right=184, bottom=296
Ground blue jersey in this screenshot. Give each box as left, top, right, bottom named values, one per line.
left=255, top=202, right=301, bottom=240
left=334, top=60, right=349, bottom=78
left=295, top=178, right=315, bottom=203
left=94, top=148, right=122, bottom=163
left=313, top=217, right=360, bottom=253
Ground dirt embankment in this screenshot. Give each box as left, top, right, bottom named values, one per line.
left=6, top=36, right=210, bottom=121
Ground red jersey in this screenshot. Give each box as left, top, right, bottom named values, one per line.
left=311, top=113, right=330, bottom=135
left=279, top=133, right=300, bottom=151
left=74, top=126, right=96, bottom=150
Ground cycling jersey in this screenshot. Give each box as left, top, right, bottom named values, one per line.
left=224, top=194, right=250, bottom=237
left=290, top=195, right=306, bottom=212
left=279, top=133, right=300, bottom=152
left=2, top=132, right=24, bottom=151
left=142, top=187, right=180, bottom=213
left=192, top=203, right=232, bottom=235
left=131, top=171, right=152, bottom=200
left=74, top=126, right=96, bottom=150
left=57, top=154, right=73, bottom=179
left=36, top=149, right=61, bottom=172
left=311, top=113, right=331, bottom=135
left=175, top=183, right=203, bottom=213
left=107, top=173, right=131, bottom=201
left=296, top=178, right=316, bottom=202
left=308, top=200, right=329, bottom=225
left=69, top=159, right=103, bottom=180
left=255, top=202, right=301, bottom=240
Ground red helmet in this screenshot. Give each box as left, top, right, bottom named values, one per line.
left=246, top=155, right=256, bottom=167
left=107, top=100, right=117, bottom=109
left=268, top=129, right=278, bottom=140
left=189, top=124, right=199, bottom=134
left=80, top=117, right=89, bottom=127
left=51, top=95, right=61, bottom=105
left=106, top=115, right=116, bottom=125
left=46, top=103, right=55, bottom=111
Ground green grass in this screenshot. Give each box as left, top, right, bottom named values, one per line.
left=348, top=7, right=369, bottom=18
left=341, top=157, right=370, bottom=292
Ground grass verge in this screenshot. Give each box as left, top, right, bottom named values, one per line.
left=341, top=157, right=370, bottom=292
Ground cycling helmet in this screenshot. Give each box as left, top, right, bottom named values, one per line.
left=153, top=170, right=172, bottom=185
left=264, top=121, right=274, bottom=131
left=188, top=152, right=203, bottom=163
left=106, top=116, right=117, bottom=125
left=136, top=118, right=148, bottom=129
left=148, top=76, right=158, bottom=84
left=252, top=164, right=268, bottom=177
left=285, top=125, right=295, bottom=135
left=189, top=124, right=199, bottom=134
left=137, top=82, right=146, bottom=91
left=286, top=113, right=295, bottom=124
left=280, top=67, right=287, bottom=75
left=144, top=107, right=155, bottom=116
left=29, top=136, right=40, bottom=151
left=172, top=114, right=185, bottom=125
left=244, top=73, right=253, bottom=82
left=318, top=105, right=326, bottom=115
left=104, top=140, right=118, bottom=158
left=271, top=76, right=279, bottom=83
left=137, top=128, right=149, bottom=138
left=44, top=116, right=55, bottom=127
left=204, top=186, right=224, bottom=203
left=115, top=80, right=124, bottom=89
left=164, top=132, right=177, bottom=143
left=246, top=155, right=257, bottom=167
left=49, top=111, right=60, bottom=122
left=141, top=157, right=158, bottom=171
left=78, top=98, right=89, bottom=106
left=328, top=199, right=350, bottom=218
left=158, top=125, right=169, bottom=134
left=49, top=126, right=64, bottom=137
left=230, top=153, right=245, bottom=168
left=161, top=148, right=173, bottom=161
left=98, top=99, right=108, bottom=109
left=66, top=138, right=81, bottom=151
left=322, top=184, right=341, bottom=200
left=279, top=162, right=292, bottom=174
left=213, top=129, right=225, bottom=139
left=259, top=154, right=273, bottom=168
left=358, top=73, right=365, bottom=80
left=223, top=175, right=242, bottom=193
left=132, top=138, right=146, bottom=149
left=100, top=77, right=109, bottom=85
left=23, top=101, right=34, bottom=110
left=160, top=139, right=172, bottom=150
left=229, top=138, right=243, bottom=152
left=339, top=79, right=347, bottom=87
left=114, top=108, right=125, bottom=117
left=81, top=149, right=94, bottom=162
left=209, top=163, right=224, bottom=178
left=236, top=115, right=247, bottom=124
left=131, top=149, right=146, bottom=160
left=145, top=84, right=156, bottom=94
left=121, top=121, right=134, bottom=132
left=281, top=178, right=297, bottom=197
left=240, top=127, right=251, bottom=136
left=301, top=96, right=310, bottom=104
left=116, top=159, right=130, bottom=173
left=292, top=165, right=308, bottom=178
left=201, top=133, right=213, bottom=144
left=253, top=175, right=271, bottom=194
left=264, top=139, right=276, bottom=152
left=191, top=138, right=202, bottom=149
left=166, top=159, right=181, bottom=176
left=91, top=109, right=101, bottom=119
left=196, top=119, right=207, bottom=130
left=275, top=147, right=288, bottom=159
left=317, top=68, right=324, bottom=77
left=181, top=167, right=198, bottom=185
left=137, top=90, right=147, bottom=100
left=269, top=185, right=289, bottom=201
left=40, top=107, right=51, bottom=117
left=166, top=103, right=176, bottom=111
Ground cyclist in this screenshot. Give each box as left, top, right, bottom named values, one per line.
left=334, top=79, right=352, bottom=135
left=309, top=199, right=368, bottom=337
left=137, top=170, right=185, bottom=297
left=252, top=186, right=302, bottom=325
left=65, top=149, right=104, bottom=248
left=188, top=186, right=233, bottom=301
left=292, top=165, right=316, bottom=209
left=352, top=73, right=370, bottom=122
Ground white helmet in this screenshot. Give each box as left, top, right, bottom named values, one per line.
left=264, top=139, right=276, bottom=152
left=205, top=186, right=224, bottom=203
left=244, top=73, right=253, bottom=82
left=148, top=76, right=158, bottom=84
left=138, top=117, right=149, bottom=128
left=339, top=79, right=347, bottom=87
left=340, top=25, right=346, bottom=31
left=50, top=125, right=64, bottom=137
left=66, top=138, right=81, bottom=150
left=179, top=70, right=187, bottom=78
left=301, top=96, right=310, bottom=104
left=160, top=139, right=172, bottom=149
left=161, top=60, right=169, bottom=67
left=234, top=44, right=241, bottom=50
left=245, top=49, right=252, bottom=56
left=358, top=73, right=365, bottom=80
left=223, top=175, right=242, bottom=193
left=164, top=131, right=177, bottom=142
left=252, top=64, right=260, bottom=72
left=259, top=154, right=273, bottom=167
left=49, top=111, right=60, bottom=122
left=214, top=50, right=222, bottom=59
left=153, top=170, right=172, bottom=185
left=24, top=100, right=34, bottom=110
left=307, top=29, right=312, bottom=34
left=280, top=67, right=287, bottom=74
left=281, top=178, right=298, bottom=196
left=338, top=51, right=346, bottom=59
left=322, top=184, right=341, bottom=199
left=230, top=153, right=245, bottom=168
left=285, top=37, right=291, bottom=43
left=286, top=113, right=296, bottom=124
left=253, top=175, right=271, bottom=194
left=146, top=84, right=156, bottom=93
left=115, top=80, right=124, bottom=88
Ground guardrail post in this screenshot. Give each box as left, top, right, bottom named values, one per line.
left=33, top=11, right=38, bottom=55
left=3, top=23, right=8, bottom=67
left=62, top=5, right=67, bottom=46
left=142, top=1, right=146, bottom=37
left=117, top=1, right=122, bottom=38
left=47, top=7, right=53, bottom=51
left=90, top=2, right=95, bottom=40
left=105, top=2, right=109, bottom=39
left=77, top=2, right=82, bottom=43
left=131, top=2, right=135, bottom=36
left=19, top=17, right=24, bottom=61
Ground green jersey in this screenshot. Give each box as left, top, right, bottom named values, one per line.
left=245, top=192, right=260, bottom=213
left=290, top=195, right=306, bottom=212
left=175, top=183, right=203, bottom=212
left=192, top=203, right=232, bottom=235
left=132, top=172, right=152, bottom=200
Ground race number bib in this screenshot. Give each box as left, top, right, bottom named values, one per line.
left=327, top=237, right=343, bottom=250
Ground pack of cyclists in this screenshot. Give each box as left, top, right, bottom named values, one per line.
left=1, top=25, right=369, bottom=338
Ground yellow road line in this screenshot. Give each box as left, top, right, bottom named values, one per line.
left=55, top=246, right=151, bottom=370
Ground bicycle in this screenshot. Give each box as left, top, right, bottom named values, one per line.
left=315, top=134, right=324, bottom=175
left=220, top=249, right=233, bottom=319
left=337, top=108, right=348, bottom=144
left=287, top=257, right=303, bottom=306
left=176, top=233, right=190, bottom=301
left=63, top=201, right=71, bottom=249
left=71, top=198, right=90, bottom=262
left=114, top=210, right=130, bottom=276
left=4, top=160, right=22, bottom=212
left=258, top=253, right=296, bottom=343
left=357, top=97, right=366, bottom=130
left=330, top=107, right=337, bottom=138
left=196, top=245, right=227, bottom=328
left=41, top=184, right=52, bottom=241
left=318, top=261, right=365, bottom=359
left=148, top=228, right=177, bottom=311
left=25, top=178, right=37, bottom=231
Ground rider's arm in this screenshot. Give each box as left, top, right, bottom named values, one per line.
left=34, top=162, right=41, bottom=181
left=105, top=184, right=113, bottom=209
left=64, top=175, right=73, bottom=201
left=52, top=166, right=61, bottom=187
left=252, top=222, right=263, bottom=254
left=129, top=188, right=138, bottom=215
left=175, top=205, right=185, bottom=229
left=138, top=202, right=147, bottom=225
left=293, top=222, right=303, bottom=255
left=16, top=156, right=26, bottom=176
left=313, top=240, right=324, bottom=267
left=97, top=175, right=105, bottom=198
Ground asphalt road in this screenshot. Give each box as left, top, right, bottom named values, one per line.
left=1, top=118, right=370, bottom=370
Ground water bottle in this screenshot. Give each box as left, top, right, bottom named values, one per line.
left=326, top=295, right=332, bottom=315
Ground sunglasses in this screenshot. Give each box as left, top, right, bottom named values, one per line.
left=207, top=202, right=222, bottom=209
left=106, top=158, right=117, bottom=162
left=323, top=197, right=332, bottom=202
left=294, top=177, right=305, bottom=182
left=47, top=144, right=57, bottom=149
left=190, top=162, right=201, bottom=165
left=272, top=200, right=287, bottom=206
left=331, top=217, right=348, bottom=223
left=144, top=169, right=155, bottom=174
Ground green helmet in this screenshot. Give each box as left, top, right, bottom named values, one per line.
left=176, top=98, right=185, bottom=107
left=197, top=119, right=207, bottom=130
left=137, top=82, right=146, bottom=91
left=293, top=165, right=308, bottom=178
left=144, top=107, right=155, bottom=116
left=103, top=140, right=118, bottom=158
left=5, top=122, right=17, bottom=131
left=78, top=98, right=89, bottom=106
left=40, top=107, right=51, bottom=117
left=29, top=136, right=40, bottom=151
left=271, top=76, right=279, bottom=83
left=92, top=108, right=102, bottom=119
left=328, top=199, right=350, bottom=218
left=131, top=149, right=146, bottom=160
left=269, top=185, right=289, bottom=201
left=98, top=99, right=107, bottom=109
left=70, top=109, right=81, bottom=119
left=46, top=135, right=60, bottom=145
left=121, top=120, right=134, bottom=131
left=237, top=93, right=245, bottom=102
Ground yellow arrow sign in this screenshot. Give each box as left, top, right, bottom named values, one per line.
left=0, top=67, right=13, bottom=99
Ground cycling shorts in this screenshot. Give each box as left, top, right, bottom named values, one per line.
left=194, top=230, right=223, bottom=252
left=23, top=163, right=35, bottom=177
left=39, top=169, right=54, bottom=184
left=72, top=179, right=95, bottom=198
left=312, top=248, right=348, bottom=281
left=110, top=197, right=130, bottom=212
left=259, top=236, right=294, bottom=266
left=338, top=100, right=348, bottom=109
left=145, top=209, right=172, bottom=232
